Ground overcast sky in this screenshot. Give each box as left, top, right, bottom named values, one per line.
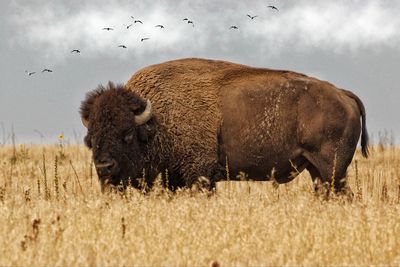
left=1, top=0, right=399, bottom=144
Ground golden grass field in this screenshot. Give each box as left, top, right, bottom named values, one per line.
left=0, top=141, right=399, bottom=266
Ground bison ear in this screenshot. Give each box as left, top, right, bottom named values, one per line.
left=137, top=124, right=155, bottom=143
left=80, top=97, right=92, bottom=129
left=84, top=134, right=92, bottom=148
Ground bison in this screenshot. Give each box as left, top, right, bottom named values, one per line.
left=80, top=58, right=368, bottom=194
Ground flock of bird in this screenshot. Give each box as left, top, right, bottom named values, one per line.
left=25, top=4, right=279, bottom=76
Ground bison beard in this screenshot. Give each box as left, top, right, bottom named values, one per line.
left=80, top=58, right=368, bottom=195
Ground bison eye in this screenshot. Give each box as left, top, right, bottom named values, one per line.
left=124, top=133, right=135, bottom=144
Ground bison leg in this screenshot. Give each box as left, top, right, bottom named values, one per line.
left=274, top=156, right=309, bottom=184
left=181, top=161, right=224, bottom=191
left=303, top=148, right=353, bottom=197
left=164, top=171, right=186, bottom=191
left=305, top=163, right=325, bottom=193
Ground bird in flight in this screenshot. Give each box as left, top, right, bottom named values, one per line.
left=230, top=25, right=239, bottom=30
left=118, top=45, right=127, bottom=48
left=71, top=49, right=81, bottom=53
left=267, top=5, right=279, bottom=11
left=155, top=24, right=165, bottom=28
left=102, top=27, right=114, bottom=31
left=141, top=37, right=150, bottom=42
left=247, top=14, right=258, bottom=19
left=134, top=20, right=143, bottom=24
left=42, top=69, right=53, bottom=73
left=25, top=71, right=36, bottom=76
left=183, top=18, right=189, bottom=21
left=126, top=24, right=133, bottom=29
left=187, top=20, right=194, bottom=27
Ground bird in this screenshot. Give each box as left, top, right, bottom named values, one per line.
left=141, top=37, right=149, bottom=42
left=183, top=18, right=189, bottom=21
left=230, top=25, right=239, bottom=30
left=247, top=14, right=258, bottom=19
left=134, top=20, right=143, bottom=24
left=155, top=24, right=165, bottom=28
left=187, top=20, right=194, bottom=27
left=71, top=49, right=81, bottom=53
left=267, top=5, right=279, bottom=11
left=42, top=69, right=53, bottom=73
left=118, top=45, right=127, bottom=48
left=130, top=16, right=135, bottom=19
left=102, top=27, right=114, bottom=31
left=126, top=24, right=133, bottom=29
left=25, top=71, right=36, bottom=76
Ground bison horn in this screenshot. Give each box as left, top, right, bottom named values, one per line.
left=81, top=117, right=89, bottom=128
left=134, top=99, right=152, bottom=125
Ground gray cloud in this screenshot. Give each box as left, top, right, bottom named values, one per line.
left=8, top=0, right=400, bottom=62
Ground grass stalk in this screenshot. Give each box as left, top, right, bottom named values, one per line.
left=54, top=155, right=59, bottom=200
left=69, top=160, right=84, bottom=196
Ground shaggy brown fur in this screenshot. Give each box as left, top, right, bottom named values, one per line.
left=81, top=58, right=368, bottom=193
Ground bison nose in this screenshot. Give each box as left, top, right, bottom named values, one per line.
left=96, top=159, right=118, bottom=176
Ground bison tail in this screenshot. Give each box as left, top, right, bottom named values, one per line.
left=360, top=107, right=369, bottom=158
left=341, top=89, right=369, bottom=158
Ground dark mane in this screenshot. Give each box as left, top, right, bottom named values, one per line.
left=79, top=81, right=147, bottom=122
left=80, top=82, right=119, bottom=121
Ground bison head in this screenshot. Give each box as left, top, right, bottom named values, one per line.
left=80, top=82, right=153, bottom=190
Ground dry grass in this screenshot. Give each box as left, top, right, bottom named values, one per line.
left=0, top=143, right=400, bottom=266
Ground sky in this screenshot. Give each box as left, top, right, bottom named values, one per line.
left=1, top=0, right=399, bottom=145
